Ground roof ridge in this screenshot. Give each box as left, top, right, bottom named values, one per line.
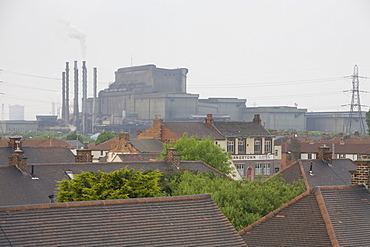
left=316, top=185, right=364, bottom=191
left=238, top=189, right=311, bottom=235
left=298, top=160, right=310, bottom=191
left=0, top=194, right=211, bottom=212
left=313, top=187, right=340, bottom=247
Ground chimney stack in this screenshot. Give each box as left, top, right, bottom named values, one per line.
left=164, top=148, right=181, bottom=169
left=317, top=144, right=332, bottom=164
left=9, top=148, right=27, bottom=174
left=82, top=61, right=87, bottom=134
left=65, top=62, right=70, bottom=125
left=92, top=67, right=98, bottom=133
left=350, top=158, right=370, bottom=189
left=73, top=61, right=80, bottom=130
left=253, top=114, right=262, bottom=125
left=118, top=132, right=130, bottom=141
left=205, top=114, right=214, bottom=125
left=75, top=148, right=93, bottom=163
left=8, top=137, right=22, bottom=150
left=62, top=71, right=66, bottom=123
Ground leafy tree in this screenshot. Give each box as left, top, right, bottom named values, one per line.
left=95, top=131, right=117, bottom=146
left=160, top=134, right=232, bottom=175
left=366, top=109, right=370, bottom=136
left=165, top=171, right=305, bottom=231
left=56, top=167, right=162, bottom=202
left=64, top=131, right=84, bottom=143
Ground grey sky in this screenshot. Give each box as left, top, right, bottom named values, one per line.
left=1, top=0, right=370, bottom=120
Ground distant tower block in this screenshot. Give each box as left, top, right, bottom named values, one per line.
left=345, top=65, right=366, bottom=134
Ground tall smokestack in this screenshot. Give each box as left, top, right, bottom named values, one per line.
left=82, top=61, right=87, bottom=134
left=74, top=61, right=79, bottom=130
left=92, top=67, right=97, bottom=133
left=62, top=71, right=66, bottom=122
left=1, top=103, right=4, bottom=120
left=65, top=62, right=70, bottom=125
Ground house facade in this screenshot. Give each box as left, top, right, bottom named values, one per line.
left=137, top=114, right=279, bottom=180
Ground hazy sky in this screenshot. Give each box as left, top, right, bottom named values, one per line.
left=1, top=0, right=370, bottom=120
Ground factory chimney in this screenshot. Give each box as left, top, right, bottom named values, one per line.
left=62, top=71, right=66, bottom=122
left=92, top=67, right=97, bottom=133
left=65, top=62, right=70, bottom=125
left=74, top=61, right=80, bottom=130
left=82, top=61, right=87, bottom=134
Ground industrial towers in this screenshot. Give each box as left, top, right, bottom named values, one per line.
left=345, top=65, right=366, bottom=134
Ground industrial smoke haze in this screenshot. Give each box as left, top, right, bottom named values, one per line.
left=61, top=19, right=87, bottom=59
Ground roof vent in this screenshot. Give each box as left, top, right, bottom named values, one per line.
left=65, top=170, right=75, bottom=179
left=309, top=161, right=314, bottom=176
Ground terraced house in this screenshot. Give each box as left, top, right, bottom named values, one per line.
left=137, top=114, right=279, bottom=180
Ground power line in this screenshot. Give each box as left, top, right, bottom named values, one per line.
left=188, top=77, right=341, bottom=88
left=0, top=69, right=60, bottom=80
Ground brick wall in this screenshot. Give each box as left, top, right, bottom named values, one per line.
left=136, top=119, right=162, bottom=140
left=75, top=149, right=93, bottom=163
left=9, top=149, right=27, bottom=174
left=164, top=148, right=180, bottom=168
left=351, top=160, right=370, bottom=188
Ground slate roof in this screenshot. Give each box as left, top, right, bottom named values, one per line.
left=0, top=138, right=71, bottom=148
left=239, top=185, right=370, bottom=247
left=213, top=121, right=273, bottom=138
left=0, top=161, right=224, bottom=206
left=162, top=122, right=225, bottom=140
left=130, top=139, right=163, bottom=152
left=0, top=194, right=247, bottom=247
left=0, top=147, right=76, bottom=167
left=22, top=147, right=76, bottom=164
left=116, top=153, right=161, bottom=161
left=278, top=159, right=355, bottom=189
left=300, top=142, right=370, bottom=154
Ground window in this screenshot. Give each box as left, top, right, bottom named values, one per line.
left=274, top=149, right=279, bottom=156
left=254, top=139, right=261, bottom=153
left=255, top=163, right=262, bottom=175
left=238, top=139, right=245, bottom=154
left=264, top=140, right=272, bottom=153
left=339, top=154, right=346, bottom=159
left=227, top=139, right=235, bottom=153
left=264, top=163, right=270, bottom=175
left=308, top=153, right=312, bottom=159
left=236, top=164, right=245, bottom=176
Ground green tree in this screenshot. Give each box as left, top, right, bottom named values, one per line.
left=95, top=131, right=117, bottom=146
left=366, top=109, right=370, bottom=136
left=56, top=167, right=162, bottom=202
left=64, top=131, right=84, bottom=143
left=160, top=134, right=232, bottom=175
left=166, top=171, right=305, bottom=231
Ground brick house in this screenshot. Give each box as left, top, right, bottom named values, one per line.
left=137, top=114, right=278, bottom=180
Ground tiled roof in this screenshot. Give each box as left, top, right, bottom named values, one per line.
left=130, top=139, right=163, bottom=152
left=278, top=159, right=355, bottom=189
left=0, top=147, right=12, bottom=166
left=320, top=186, right=370, bottom=246
left=162, top=122, right=225, bottom=140
left=239, top=186, right=370, bottom=247
left=89, top=136, right=119, bottom=151
left=0, top=138, right=71, bottom=148
left=279, top=161, right=305, bottom=186
left=302, top=159, right=355, bottom=188
left=300, top=142, right=370, bottom=154
left=0, top=194, right=247, bottom=246
left=0, top=147, right=76, bottom=167
left=116, top=153, right=161, bottom=162
left=0, top=161, right=223, bottom=206
left=22, top=147, right=76, bottom=164
left=213, top=121, right=272, bottom=138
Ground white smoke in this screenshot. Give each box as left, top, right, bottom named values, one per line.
left=61, top=20, right=87, bottom=59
